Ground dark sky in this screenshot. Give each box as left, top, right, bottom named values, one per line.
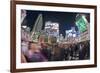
left=22, top=10, right=90, bottom=37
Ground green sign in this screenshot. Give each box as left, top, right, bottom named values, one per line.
left=76, top=15, right=87, bottom=33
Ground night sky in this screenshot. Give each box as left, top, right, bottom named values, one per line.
left=22, top=10, right=90, bottom=37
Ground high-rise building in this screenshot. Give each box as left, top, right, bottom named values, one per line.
left=65, top=27, right=77, bottom=43
left=31, top=14, right=43, bottom=33
left=65, top=27, right=76, bottom=38
left=59, top=34, right=64, bottom=42
left=45, top=21, right=59, bottom=37
left=75, top=14, right=90, bottom=42
left=31, top=14, right=43, bottom=42
left=21, top=10, right=27, bottom=24
left=45, top=21, right=59, bottom=43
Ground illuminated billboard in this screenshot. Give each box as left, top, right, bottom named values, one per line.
left=75, top=14, right=88, bottom=33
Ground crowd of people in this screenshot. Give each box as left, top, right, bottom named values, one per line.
left=21, top=39, right=90, bottom=63
left=21, top=26, right=90, bottom=63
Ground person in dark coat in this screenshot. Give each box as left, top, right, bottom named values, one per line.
left=79, top=43, right=86, bottom=60
left=40, top=43, right=52, bottom=61
left=51, top=43, right=65, bottom=61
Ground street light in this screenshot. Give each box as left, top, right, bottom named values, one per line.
left=22, top=25, right=27, bottom=29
